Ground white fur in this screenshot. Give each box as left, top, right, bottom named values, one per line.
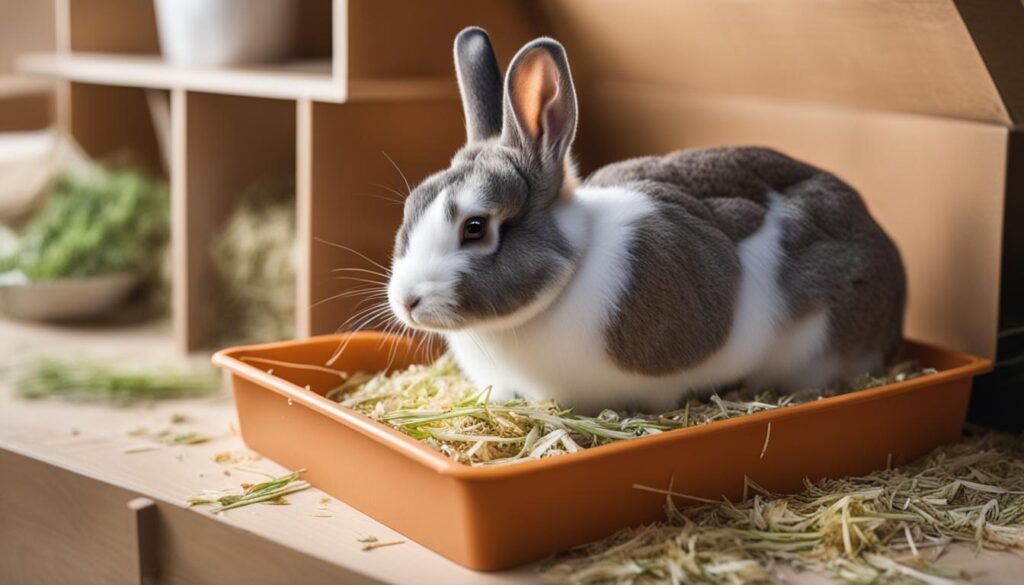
left=448, top=190, right=837, bottom=413
left=388, top=189, right=469, bottom=330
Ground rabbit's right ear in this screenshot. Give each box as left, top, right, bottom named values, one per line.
left=454, top=27, right=503, bottom=143
left=502, top=38, right=577, bottom=167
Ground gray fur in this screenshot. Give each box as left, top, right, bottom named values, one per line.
left=587, top=147, right=906, bottom=373
left=605, top=179, right=741, bottom=374
left=393, top=141, right=576, bottom=324
left=454, top=27, right=503, bottom=143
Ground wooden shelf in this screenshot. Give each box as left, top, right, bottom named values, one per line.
left=0, top=74, right=56, bottom=99
left=6, top=0, right=535, bottom=351
left=17, top=52, right=454, bottom=103
left=18, top=52, right=341, bottom=101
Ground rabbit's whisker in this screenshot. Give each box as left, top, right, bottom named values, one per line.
left=314, top=238, right=391, bottom=272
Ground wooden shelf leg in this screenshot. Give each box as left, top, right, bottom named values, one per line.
left=127, top=497, right=159, bottom=585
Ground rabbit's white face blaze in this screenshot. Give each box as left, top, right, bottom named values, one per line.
left=388, top=164, right=580, bottom=333
left=388, top=188, right=469, bottom=330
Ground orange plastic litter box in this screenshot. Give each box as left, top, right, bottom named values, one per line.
left=212, top=332, right=991, bottom=571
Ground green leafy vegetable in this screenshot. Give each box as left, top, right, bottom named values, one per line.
left=1, top=169, right=168, bottom=280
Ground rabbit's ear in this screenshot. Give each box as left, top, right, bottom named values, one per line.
left=454, top=27, right=503, bottom=143
left=503, top=38, right=577, bottom=164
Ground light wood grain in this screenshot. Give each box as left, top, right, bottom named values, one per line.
left=295, top=98, right=314, bottom=339
left=179, top=92, right=296, bottom=350
left=68, top=82, right=163, bottom=176
left=540, top=0, right=1009, bottom=124
left=19, top=53, right=345, bottom=102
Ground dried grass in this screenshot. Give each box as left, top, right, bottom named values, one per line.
left=542, top=433, right=1024, bottom=584
left=328, top=354, right=934, bottom=467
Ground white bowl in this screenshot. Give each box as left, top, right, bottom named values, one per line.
left=154, top=0, right=298, bottom=67
left=0, top=273, right=141, bottom=321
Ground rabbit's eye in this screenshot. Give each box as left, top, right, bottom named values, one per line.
left=461, top=216, right=489, bottom=245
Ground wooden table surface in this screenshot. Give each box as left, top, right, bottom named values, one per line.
left=1, top=318, right=1021, bottom=584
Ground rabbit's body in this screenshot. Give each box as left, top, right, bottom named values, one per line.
left=448, top=147, right=903, bottom=412
left=386, top=29, right=905, bottom=413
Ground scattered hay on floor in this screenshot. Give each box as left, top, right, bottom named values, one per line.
left=541, top=433, right=1024, bottom=584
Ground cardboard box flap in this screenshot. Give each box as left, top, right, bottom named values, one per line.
left=542, top=0, right=1022, bottom=126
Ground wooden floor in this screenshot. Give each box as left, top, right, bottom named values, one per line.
left=0, top=317, right=1021, bottom=584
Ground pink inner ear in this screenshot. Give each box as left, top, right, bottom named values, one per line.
left=512, top=49, right=560, bottom=141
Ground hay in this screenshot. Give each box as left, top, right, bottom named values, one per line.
left=212, top=179, right=296, bottom=345
left=328, top=354, right=935, bottom=467
left=542, top=433, right=1024, bottom=584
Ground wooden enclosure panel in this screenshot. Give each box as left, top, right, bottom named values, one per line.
left=0, top=91, right=53, bottom=131
left=577, top=83, right=1008, bottom=359
left=345, top=0, right=540, bottom=80
left=66, top=0, right=159, bottom=54
left=69, top=82, right=163, bottom=175
left=176, top=92, right=296, bottom=351
left=295, top=0, right=334, bottom=60
left=0, top=0, right=55, bottom=71
left=0, top=450, right=138, bottom=585
left=304, top=99, right=464, bottom=336
left=0, top=448, right=382, bottom=585
left=539, top=0, right=1008, bottom=124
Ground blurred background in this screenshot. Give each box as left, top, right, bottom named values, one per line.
left=0, top=0, right=1020, bottom=429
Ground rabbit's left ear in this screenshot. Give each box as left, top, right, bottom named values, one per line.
left=454, top=27, right=503, bottom=143
left=502, top=38, right=577, bottom=164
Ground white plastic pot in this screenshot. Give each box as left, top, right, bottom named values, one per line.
left=154, top=0, right=298, bottom=67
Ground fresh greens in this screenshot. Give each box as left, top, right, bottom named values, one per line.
left=13, top=357, right=219, bottom=404
left=1, top=169, right=168, bottom=280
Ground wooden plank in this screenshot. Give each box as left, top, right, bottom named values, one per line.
left=0, top=87, right=53, bottom=131
left=306, top=99, right=464, bottom=336
left=19, top=53, right=344, bottom=102
left=295, top=0, right=334, bottom=60
left=0, top=449, right=139, bottom=585
left=127, top=498, right=159, bottom=585
left=0, top=0, right=56, bottom=73
left=0, top=450, right=383, bottom=585
left=540, top=0, right=1009, bottom=124
left=296, top=98, right=314, bottom=338
left=345, top=0, right=538, bottom=80
left=180, top=92, right=296, bottom=350
left=955, top=0, right=1024, bottom=126
left=17, top=52, right=462, bottom=103
left=170, top=88, right=188, bottom=353
left=66, top=0, right=159, bottom=54
left=68, top=82, right=163, bottom=176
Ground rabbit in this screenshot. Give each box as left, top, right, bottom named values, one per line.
left=385, top=27, right=906, bottom=414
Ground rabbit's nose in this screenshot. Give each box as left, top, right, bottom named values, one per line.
left=404, top=296, right=421, bottom=313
